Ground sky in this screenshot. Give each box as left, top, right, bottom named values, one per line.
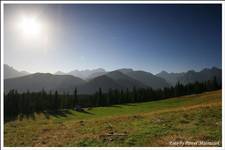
left=4, top=4, right=222, bottom=74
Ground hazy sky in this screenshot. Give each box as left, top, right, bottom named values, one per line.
left=4, top=4, right=222, bottom=74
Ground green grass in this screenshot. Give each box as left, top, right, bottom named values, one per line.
left=4, top=90, right=222, bottom=147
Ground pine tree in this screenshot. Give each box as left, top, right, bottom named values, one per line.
left=73, top=88, right=77, bottom=108
left=98, top=88, right=102, bottom=106
left=54, top=90, right=58, bottom=111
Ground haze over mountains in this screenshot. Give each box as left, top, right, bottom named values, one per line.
left=4, top=64, right=107, bottom=80
left=55, top=68, right=106, bottom=80
left=4, top=64, right=29, bottom=79
left=156, top=67, right=222, bottom=86
left=4, top=64, right=222, bottom=94
left=5, top=73, right=85, bottom=94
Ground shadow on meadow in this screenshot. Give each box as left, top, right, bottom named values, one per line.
left=4, top=109, right=95, bottom=123
left=4, top=102, right=140, bottom=123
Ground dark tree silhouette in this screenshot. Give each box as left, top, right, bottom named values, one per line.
left=4, top=78, right=221, bottom=119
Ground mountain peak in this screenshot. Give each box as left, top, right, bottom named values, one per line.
left=4, top=64, right=29, bottom=79
left=117, top=68, right=133, bottom=74
left=68, top=68, right=106, bottom=79
left=55, top=71, right=66, bottom=75
left=157, top=70, right=169, bottom=75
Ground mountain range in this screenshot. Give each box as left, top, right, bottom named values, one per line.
left=4, top=64, right=29, bottom=79
left=4, top=64, right=222, bottom=94
left=55, top=68, right=106, bottom=80
left=156, top=67, right=222, bottom=86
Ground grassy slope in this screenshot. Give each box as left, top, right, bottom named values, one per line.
left=4, top=90, right=222, bottom=147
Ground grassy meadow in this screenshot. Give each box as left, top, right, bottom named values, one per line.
left=4, top=90, right=222, bottom=147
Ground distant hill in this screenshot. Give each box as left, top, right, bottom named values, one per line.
left=55, top=71, right=66, bottom=75
left=86, top=71, right=107, bottom=80
left=78, top=75, right=122, bottom=94
left=117, top=68, right=133, bottom=74
left=156, top=67, right=222, bottom=86
left=77, top=71, right=147, bottom=94
left=68, top=68, right=106, bottom=80
left=4, top=73, right=86, bottom=93
left=77, top=70, right=170, bottom=94
left=123, top=70, right=171, bottom=89
left=55, top=68, right=106, bottom=80
left=4, top=64, right=29, bottom=79
left=105, top=71, right=147, bottom=89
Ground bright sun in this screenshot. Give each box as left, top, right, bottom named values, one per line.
left=15, top=14, right=50, bottom=53
left=18, top=16, right=42, bottom=37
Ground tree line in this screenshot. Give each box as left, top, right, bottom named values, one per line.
left=4, top=77, right=221, bottom=119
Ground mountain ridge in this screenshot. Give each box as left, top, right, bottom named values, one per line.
left=156, top=67, right=222, bottom=86
left=4, top=64, right=30, bottom=79
left=4, top=65, right=221, bottom=94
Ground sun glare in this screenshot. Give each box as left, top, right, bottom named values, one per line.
left=18, top=16, right=42, bottom=37
left=15, top=14, right=50, bottom=52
